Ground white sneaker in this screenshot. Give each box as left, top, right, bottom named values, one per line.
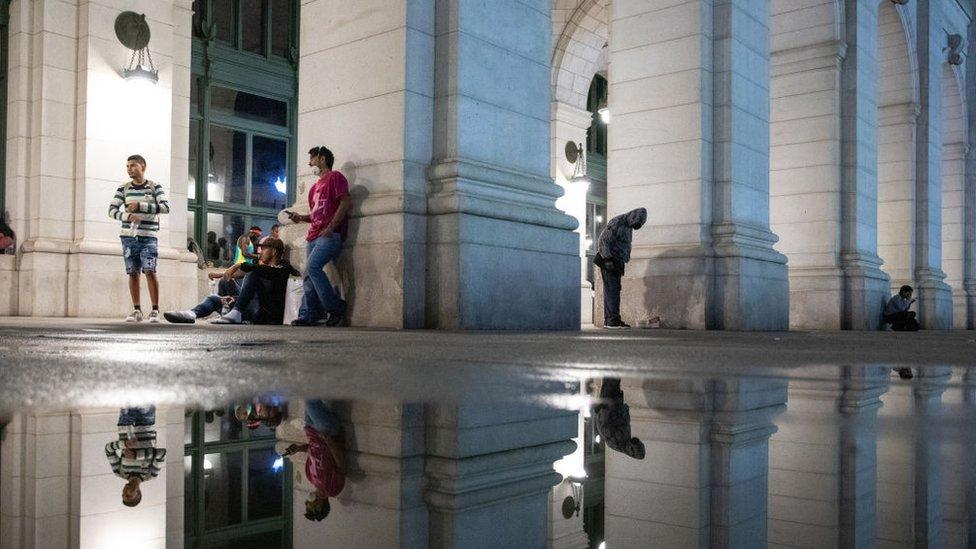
left=147, top=310, right=160, bottom=323
left=126, top=309, right=143, bottom=322
left=212, top=309, right=243, bottom=324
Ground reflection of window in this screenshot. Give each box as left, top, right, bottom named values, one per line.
left=0, top=0, right=8, bottom=215
left=185, top=409, right=291, bottom=549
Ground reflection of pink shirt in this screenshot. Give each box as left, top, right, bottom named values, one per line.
left=306, top=171, right=350, bottom=242
left=304, top=426, right=345, bottom=497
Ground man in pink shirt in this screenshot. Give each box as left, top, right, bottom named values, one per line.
left=282, top=399, right=346, bottom=522
left=288, top=146, right=352, bottom=327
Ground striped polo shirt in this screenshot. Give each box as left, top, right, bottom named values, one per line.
left=108, top=180, right=170, bottom=237
left=105, top=424, right=166, bottom=481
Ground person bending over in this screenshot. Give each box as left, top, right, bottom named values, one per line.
left=594, top=208, right=647, bottom=329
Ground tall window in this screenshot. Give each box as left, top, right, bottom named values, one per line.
left=189, top=0, right=298, bottom=266
left=584, top=75, right=609, bottom=286
left=184, top=409, right=292, bottom=548
left=1, top=0, right=9, bottom=216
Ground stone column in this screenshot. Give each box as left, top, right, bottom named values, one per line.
left=552, top=101, right=595, bottom=326
left=426, top=0, right=580, bottom=330
left=281, top=401, right=428, bottom=549
left=607, top=0, right=788, bottom=331
left=767, top=366, right=889, bottom=547
left=942, top=140, right=968, bottom=329
left=295, top=0, right=434, bottom=328
left=913, top=2, right=954, bottom=329
left=0, top=408, right=180, bottom=549
left=770, top=40, right=847, bottom=330
left=604, top=377, right=787, bottom=545
left=938, top=368, right=974, bottom=545
left=424, top=402, right=578, bottom=547
left=838, top=0, right=891, bottom=330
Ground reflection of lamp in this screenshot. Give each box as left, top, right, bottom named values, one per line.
left=561, top=473, right=587, bottom=519
left=565, top=142, right=590, bottom=189
left=115, top=12, right=159, bottom=85
left=272, top=456, right=284, bottom=471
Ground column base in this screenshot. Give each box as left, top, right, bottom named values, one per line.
left=915, top=269, right=953, bottom=330
left=965, top=280, right=976, bottom=330
left=787, top=267, right=844, bottom=330
left=16, top=240, right=71, bottom=316
left=841, top=252, right=891, bottom=330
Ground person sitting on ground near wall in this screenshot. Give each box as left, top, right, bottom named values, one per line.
left=235, top=396, right=286, bottom=430
left=594, top=208, right=647, bottom=329
left=883, top=285, right=920, bottom=332
left=281, top=399, right=347, bottom=522
left=166, top=238, right=298, bottom=325
left=162, top=268, right=242, bottom=324
left=235, top=226, right=262, bottom=265
left=105, top=406, right=166, bottom=508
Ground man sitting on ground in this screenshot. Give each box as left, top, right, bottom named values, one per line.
left=165, top=238, right=298, bottom=325
left=883, top=285, right=920, bottom=332
left=163, top=266, right=242, bottom=323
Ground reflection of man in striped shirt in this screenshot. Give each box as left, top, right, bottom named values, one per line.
left=105, top=406, right=166, bottom=507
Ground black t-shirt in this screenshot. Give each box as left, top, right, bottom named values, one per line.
left=239, top=261, right=300, bottom=324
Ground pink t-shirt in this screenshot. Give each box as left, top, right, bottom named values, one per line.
left=306, top=171, right=350, bottom=242
left=304, top=426, right=346, bottom=497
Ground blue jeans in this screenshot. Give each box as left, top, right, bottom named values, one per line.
left=118, top=406, right=156, bottom=427
left=191, top=279, right=241, bottom=319
left=298, top=233, right=345, bottom=321
left=304, top=399, right=341, bottom=438
left=231, top=271, right=263, bottom=321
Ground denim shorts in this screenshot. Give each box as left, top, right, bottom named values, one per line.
left=117, top=406, right=156, bottom=427
left=120, top=236, right=158, bottom=274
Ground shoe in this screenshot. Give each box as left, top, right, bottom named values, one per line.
left=604, top=319, right=631, bottom=329
left=896, top=368, right=914, bottom=380
left=325, top=310, right=344, bottom=327
left=164, top=311, right=196, bottom=324
left=290, top=317, right=317, bottom=326
left=126, top=309, right=143, bottom=322
left=148, top=310, right=160, bottom=323
left=212, top=309, right=243, bottom=324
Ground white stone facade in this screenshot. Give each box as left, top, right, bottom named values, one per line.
left=0, top=0, right=974, bottom=330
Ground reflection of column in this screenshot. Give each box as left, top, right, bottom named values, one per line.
left=877, top=366, right=951, bottom=547
left=939, top=368, right=973, bottom=546
left=281, top=401, right=428, bottom=548
left=768, top=366, right=889, bottom=547
left=0, top=408, right=181, bottom=548
left=424, top=403, right=578, bottom=547
left=605, top=377, right=787, bottom=545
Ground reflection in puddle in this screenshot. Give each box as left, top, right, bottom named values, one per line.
left=3, top=365, right=976, bottom=547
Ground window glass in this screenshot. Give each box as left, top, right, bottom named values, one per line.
left=251, top=136, right=288, bottom=210
left=183, top=455, right=196, bottom=533
left=204, top=451, right=243, bottom=530
left=212, top=0, right=235, bottom=44
left=247, top=447, right=284, bottom=521
left=251, top=216, right=278, bottom=242
left=241, top=0, right=266, bottom=55
left=207, top=212, right=246, bottom=266
left=190, top=77, right=200, bottom=115
left=211, top=86, right=287, bottom=127
left=208, top=531, right=281, bottom=549
left=271, top=0, right=293, bottom=58
left=188, top=120, right=200, bottom=200
left=191, top=0, right=203, bottom=39
left=209, top=125, right=247, bottom=205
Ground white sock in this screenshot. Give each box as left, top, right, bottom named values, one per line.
left=223, top=309, right=242, bottom=322
left=185, top=310, right=197, bottom=319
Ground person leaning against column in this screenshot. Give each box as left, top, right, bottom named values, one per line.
left=107, top=154, right=171, bottom=323
left=594, top=208, right=647, bottom=329
left=289, top=146, right=352, bottom=327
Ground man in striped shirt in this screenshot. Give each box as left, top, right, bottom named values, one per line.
left=105, top=406, right=167, bottom=507
left=108, top=155, right=171, bottom=322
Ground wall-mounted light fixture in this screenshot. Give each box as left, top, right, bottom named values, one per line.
left=890, top=0, right=909, bottom=5
left=560, top=473, right=587, bottom=519
left=565, top=141, right=590, bottom=190
left=115, top=11, right=158, bottom=84
left=598, top=99, right=610, bottom=124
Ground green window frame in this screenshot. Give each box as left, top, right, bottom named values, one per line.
left=184, top=409, right=293, bottom=549
left=188, top=0, right=299, bottom=266
left=1, top=0, right=9, bottom=216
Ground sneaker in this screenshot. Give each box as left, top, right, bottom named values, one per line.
left=148, top=310, right=160, bottom=323
left=212, top=309, right=243, bottom=324
left=604, top=319, right=631, bottom=329
left=164, top=311, right=196, bottom=324
left=325, top=310, right=344, bottom=327
left=126, top=309, right=143, bottom=322
left=896, top=368, right=914, bottom=380
left=290, top=317, right=317, bottom=326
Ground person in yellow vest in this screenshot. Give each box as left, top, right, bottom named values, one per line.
left=235, top=226, right=262, bottom=264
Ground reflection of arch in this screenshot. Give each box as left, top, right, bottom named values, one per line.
left=551, top=0, right=609, bottom=110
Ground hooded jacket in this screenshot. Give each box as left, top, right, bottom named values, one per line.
left=597, top=208, right=647, bottom=264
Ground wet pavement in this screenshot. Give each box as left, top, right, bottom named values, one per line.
left=2, top=318, right=976, bottom=547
